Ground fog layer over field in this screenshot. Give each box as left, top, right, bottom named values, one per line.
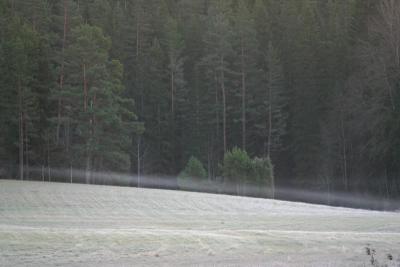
left=1, top=180, right=399, bottom=266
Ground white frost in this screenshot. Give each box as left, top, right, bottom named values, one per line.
left=0, top=180, right=399, bottom=266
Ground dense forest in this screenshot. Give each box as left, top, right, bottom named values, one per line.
left=1, top=0, right=399, bottom=205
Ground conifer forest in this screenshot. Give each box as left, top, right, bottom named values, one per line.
left=1, top=0, right=400, bottom=207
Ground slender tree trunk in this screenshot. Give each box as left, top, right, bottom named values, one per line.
left=267, top=73, right=272, bottom=158
left=136, top=12, right=140, bottom=63
left=66, top=118, right=70, bottom=153
left=271, top=172, right=275, bottom=199
left=326, top=175, right=331, bottom=205
left=171, top=59, right=175, bottom=115
left=157, top=103, right=161, bottom=152
left=214, top=71, right=219, bottom=157
left=57, top=0, right=68, bottom=145
left=84, top=62, right=90, bottom=183
left=241, top=44, right=246, bottom=150
left=70, top=164, right=73, bottom=183
left=340, top=104, right=348, bottom=191
left=195, top=68, right=200, bottom=131
left=18, top=80, right=24, bottom=180
left=25, top=122, right=29, bottom=180
left=83, top=63, right=88, bottom=112
left=221, top=56, right=227, bottom=153
left=385, top=167, right=389, bottom=199
left=266, top=60, right=275, bottom=199
left=85, top=151, right=91, bottom=184
left=85, top=114, right=93, bottom=184
left=169, top=59, right=177, bottom=172
left=137, top=135, right=141, bottom=187
left=130, top=9, right=142, bottom=175
left=46, top=132, right=51, bottom=182
left=136, top=11, right=142, bottom=115
left=207, top=140, right=211, bottom=181
left=87, top=93, right=96, bottom=184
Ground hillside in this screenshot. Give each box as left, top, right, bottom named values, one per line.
left=0, top=180, right=399, bottom=266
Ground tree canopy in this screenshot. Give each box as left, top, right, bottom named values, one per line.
left=0, top=0, right=399, bottom=205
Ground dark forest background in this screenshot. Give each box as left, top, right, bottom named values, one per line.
left=1, top=0, right=400, bottom=207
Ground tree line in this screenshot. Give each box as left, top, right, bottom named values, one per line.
left=0, top=0, right=399, bottom=205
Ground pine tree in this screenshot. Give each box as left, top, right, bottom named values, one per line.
left=163, top=15, right=185, bottom=172
left=0, top=16, right=41, bottom=180
left=232, top=0, right=258, bottom=150
left=202, top=0, right=234, bottom=155
left=64, top=24, right=140, bottom=182
left=164, top=15, right=185, bottom=117
left=264, top=42, right=287, bottom=158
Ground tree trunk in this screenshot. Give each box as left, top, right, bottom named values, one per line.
left=214, top=71, right=219, bottom=157
left=171, top=59, right=175, bottom=115
left=87, top=93, right=96, bottom=184
left=271, top=173, right=275, bottom=199
left=137, top=135, right=141, bottom=187
left=195, top=68, right=200, bottom=132
left=18, top=80, right=24, bottom=180
left=157, top=103, right=161, bottom=153
left=85, top=151, right=91, bottom=184
left=340, top=103, right=348, bottom=191
left=66, top=118, right=70, bottom=153
left=70, top=164, right=73, bottom=184
left=56, top=0, right=68, bottom=145
left=25, top=121, right=29, bottom=180
left=136, top=11, right=140, bottom=62
left=83, top=63, right=88, bottom=112
left=241, top=44, right=246, bottom=150
left=47, top=133, right=51, bottom=182
left=41, top=165, right=45, bottom=182
left=267, top=72, right=272, bottom=158
left=221, top=56, right=227, bottom=153
left=385, top=167, right=389, bottom=199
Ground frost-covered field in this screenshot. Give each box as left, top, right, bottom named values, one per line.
left=0, top=180, right=399, bottom=266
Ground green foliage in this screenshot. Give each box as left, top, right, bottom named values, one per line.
left=222, top=147, right=252, bottom=183
left=251, top=157, right=274, bottom=197
left=222, top=148, right=274, bottom=196
left=0, top=14, right=43, bottom=177
left=59, top=24, right=141, bottom=176
left=177, top=156, right=209, bottom=192
left=0, top=0, right=399, bottom=202
left=252, top=157, right=273, bottom=185
left=179, top=156, right=207, bottom=180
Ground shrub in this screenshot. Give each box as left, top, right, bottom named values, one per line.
left=177, top=156, right=210, bottom=192
left=222, top=147, right=252, bottom=183
left=179, top=156, right=207, bottom=180
left=222, top=148, right=253, bottom=195
left=222, top=148, right=274, bottom=197
left=251, top=157, right=274, bottom=197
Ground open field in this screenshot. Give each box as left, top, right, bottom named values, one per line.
left=0, top=180, right=399, bottom=266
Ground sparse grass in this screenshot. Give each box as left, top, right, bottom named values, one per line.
left=364, top=244, right=400, bottom=267
left=1, top=180, right=400, bottom=266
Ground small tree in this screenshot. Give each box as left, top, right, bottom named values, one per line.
left=252, top=157, right=274, bottom=198
left=222, top=147, right=252, bottom=195
left=179, top=156, right=207, bottom=180
left=177, top=156, right=209, bottom=192
left=222, top=148, right=274, bottom=197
